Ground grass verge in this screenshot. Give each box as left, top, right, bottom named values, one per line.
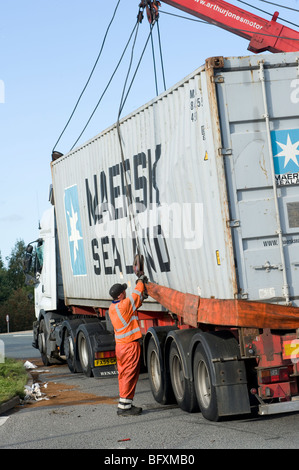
left=0, top=358, right=28, bottom=405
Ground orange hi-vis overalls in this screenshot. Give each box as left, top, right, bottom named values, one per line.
left=109, top=281, right=145, bottom=409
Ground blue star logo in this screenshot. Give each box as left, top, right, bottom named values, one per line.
left=271, top=129, right=299, bottom=175
left=64, top=185, right=87, bottom=276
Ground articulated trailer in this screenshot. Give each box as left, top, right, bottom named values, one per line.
left=26, top=49, right=299, bottom=421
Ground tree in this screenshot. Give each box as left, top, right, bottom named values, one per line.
left=0, top=288, right=34, bottom=332
left=6, top=240, right=27, bottom=290
left=0, top=241, right=35, bottom=333
left=0, top=252, right=10, bottom=303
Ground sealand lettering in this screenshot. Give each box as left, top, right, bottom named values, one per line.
left=90, top=225, right=170, bottom=277
left=86, top=143, right=170, bottom=277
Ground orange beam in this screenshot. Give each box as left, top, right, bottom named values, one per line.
left=146, top=282, right=299, bottom=329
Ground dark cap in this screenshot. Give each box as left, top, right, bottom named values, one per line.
left=109, top=283, right=127, bottom=300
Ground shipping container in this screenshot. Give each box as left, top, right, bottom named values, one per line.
left=52, top=51, right=299, bottom=309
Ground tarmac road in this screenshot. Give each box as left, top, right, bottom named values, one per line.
left=0, top=331, right=40, bottom=359
left=0, top=332, right=299, bottom=452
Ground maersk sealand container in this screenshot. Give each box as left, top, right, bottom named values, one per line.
left=28, top=52, right=299, bottom=420
left=52, top=52, right=299, bottom=308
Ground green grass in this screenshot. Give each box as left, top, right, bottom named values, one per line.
left=0, top=358, right=28, bottom=405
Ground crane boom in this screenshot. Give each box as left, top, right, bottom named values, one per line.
left=141, top=0, right=299, bottom=53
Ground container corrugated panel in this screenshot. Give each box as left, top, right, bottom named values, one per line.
left=215, top=52, right=299, bottom=306
left=52, top=51, right=299, bottom=308
left=52, top=65, right=236, bottom=307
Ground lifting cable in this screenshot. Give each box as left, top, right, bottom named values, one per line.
left=149, top=20, right=167, bottom=96
left=52, top=0, right=121, bottom=153
left=115, top=3, right=167, bottom=261
left=118, top=25, right=158, bottom=118
left=236, top=0, right=299, bottom=28
left=71, top=9, right=165, bottom=152
left=157, top=20, right=167, bottom=92
left=116, top=19, right=159, bottom=258
left=256, top=0, right=299, bottom=13
left=159, top=10, right=299, bottom=41
left=150, top=24, right=159, bottom=96
left=70, top=20, right=139, bottom=151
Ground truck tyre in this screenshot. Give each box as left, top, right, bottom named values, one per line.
left=147, top=337, right=164, bottom=403
left=147, top=337, right=174, bottom=405
left=64, top=329, right=77, bottom=373
left=38, top=319, right=50, bottom=366
left=193, top=342, right=219, bottom=421
left=77, top=330, right=93, bottom=377
left=169, top=342, right=199, bottom=413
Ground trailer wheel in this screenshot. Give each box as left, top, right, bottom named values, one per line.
left=77, top=330, right=93, bottom=377
left=169, top=342, right=199, bottom=413
left=147, top=336, right=175, bottom=404
left=193, top=343, right=219, bottom=421
left=147, top=337, right=164, bottom=403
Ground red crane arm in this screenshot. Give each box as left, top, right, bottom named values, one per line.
left=142, top=0, right=299, bottom=53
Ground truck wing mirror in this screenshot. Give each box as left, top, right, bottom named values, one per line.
left=24, top=244, right=33, bottom=273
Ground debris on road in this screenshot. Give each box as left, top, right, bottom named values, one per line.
left=23, top=383, right=49, bottom=402
left=24, top=361, right=37, bottom=370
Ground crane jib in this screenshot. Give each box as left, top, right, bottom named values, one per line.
left=145, top=0, right=299, bottom=53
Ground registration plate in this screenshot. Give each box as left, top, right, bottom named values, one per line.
left=94, top=358, right=117, bottom=367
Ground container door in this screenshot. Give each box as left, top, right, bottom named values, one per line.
left=215, top=53, right=299, bottom=306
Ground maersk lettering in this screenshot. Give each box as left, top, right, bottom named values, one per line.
left=87, top=144, right=170, bottom=277
left=134, top=151, right=147, bottom=208
left=85, top=145, right=161, bottom=225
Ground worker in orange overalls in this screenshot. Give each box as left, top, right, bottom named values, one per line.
left=108, top=276, right=147, bottom=416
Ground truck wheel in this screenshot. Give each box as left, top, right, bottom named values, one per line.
left=38, top=319, right=50, bottom=366
left=147, top=336, right=175, bottom=405
left=64, top=329, right=76, bottom=373
left=169, top=342, right=199, bottom=413
left=193, top=343, right=219, bottom=421
left=147, top=337, right=164, bottom=403
left=77, top=330, right=93, bottom=377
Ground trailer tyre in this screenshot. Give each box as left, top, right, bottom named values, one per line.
left=169, top=342, right=199, bottom=413
left=77, top=330, right=93, bottom=377
left=147, top=337, right=164, bottom=403
left=147, top=337, right=174, bottom=405
left=193, top=343, right=219, bottom=421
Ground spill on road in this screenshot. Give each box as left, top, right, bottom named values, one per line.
left=21, top=359, right=118, bottom=409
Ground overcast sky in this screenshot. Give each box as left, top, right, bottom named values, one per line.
left=0, top=0, right=298, bottom=264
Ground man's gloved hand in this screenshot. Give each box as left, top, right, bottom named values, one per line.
left=137, top=274, right=148, bottom=284
left=143, top=290, right=148, bottom=300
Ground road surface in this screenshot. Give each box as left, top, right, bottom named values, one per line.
left=0, top=331, right=40, bottom=360
left=0, top=331, right=299, bottom=451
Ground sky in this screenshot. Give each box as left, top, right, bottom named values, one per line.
left=0, top=0, right=299, bottom=265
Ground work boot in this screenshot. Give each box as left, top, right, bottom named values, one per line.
left=117, top=405, right=143, bottom=416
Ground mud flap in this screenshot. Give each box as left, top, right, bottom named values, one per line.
left=191, top=330, right=251, bottom=417
left=213, top=360, right=251, bottom=417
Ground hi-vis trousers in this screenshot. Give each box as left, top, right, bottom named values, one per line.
left=116, top=341, right=141, bottom=404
